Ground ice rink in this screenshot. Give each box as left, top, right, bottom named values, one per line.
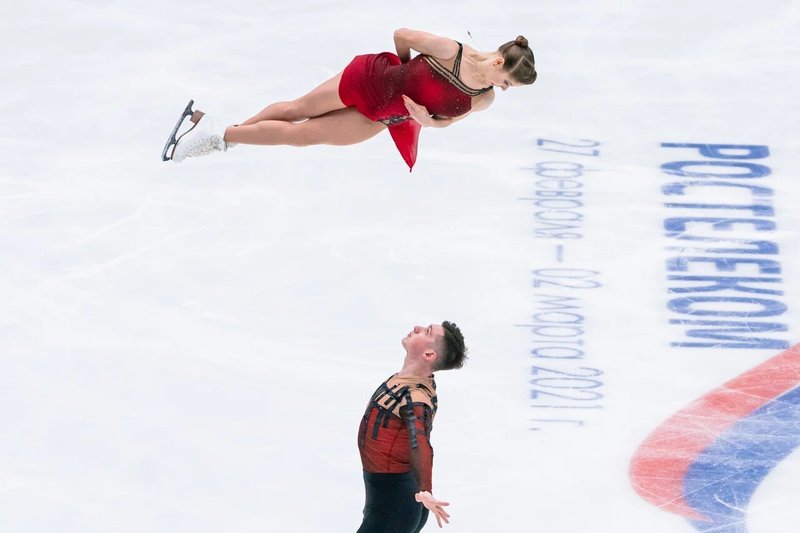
left=2, top=1, right=799, bottom=531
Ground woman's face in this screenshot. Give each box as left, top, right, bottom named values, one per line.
left=485, top=57, right=519, bottom=91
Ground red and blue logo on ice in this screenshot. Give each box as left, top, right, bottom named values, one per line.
left=630, top=344, right=800, bottom=531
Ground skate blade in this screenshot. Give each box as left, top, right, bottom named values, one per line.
left=161, top=99, right=196, bottom=161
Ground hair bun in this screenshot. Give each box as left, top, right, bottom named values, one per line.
left=514, top=35, right=528, bottom=48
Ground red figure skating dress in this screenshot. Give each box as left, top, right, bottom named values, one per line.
left=338, top=42, right=492, bottom=171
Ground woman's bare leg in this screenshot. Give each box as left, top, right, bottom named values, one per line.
left=225, top=107, right=385, bottom=147
left=238, top=72, right=345, bottom=126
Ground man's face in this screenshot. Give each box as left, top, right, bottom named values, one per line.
left=402, top=323, right=445, bottom=356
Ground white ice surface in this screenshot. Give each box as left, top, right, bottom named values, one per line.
left=2, top=1, right=799, bottom=532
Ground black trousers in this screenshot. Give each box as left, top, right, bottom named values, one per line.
left=356, top=471, right=429, bottom=533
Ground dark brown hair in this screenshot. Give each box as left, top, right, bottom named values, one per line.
left=433, top=321, right=468, bottom=371
left=498, top=35, right=537, bottom=85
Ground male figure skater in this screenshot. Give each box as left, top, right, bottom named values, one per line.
left=356, top=321, right=467, bottom=532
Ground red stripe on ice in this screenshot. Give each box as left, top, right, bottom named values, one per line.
left=629, top=343, right=800, bottom=520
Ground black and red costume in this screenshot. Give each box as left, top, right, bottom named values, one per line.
left=338, top=42, right=493, bottom=171
left=356, top=374, right=438, bottom=533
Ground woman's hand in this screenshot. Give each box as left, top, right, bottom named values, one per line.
left=415, top=491, right=451, bottom=527
left=402, top=95, right=452, bottom=128
left=402, top=95, right=433, bottom=126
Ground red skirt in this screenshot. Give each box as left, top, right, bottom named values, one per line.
left=338, top=52, right=421, bottom=171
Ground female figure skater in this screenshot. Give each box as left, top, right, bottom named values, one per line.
left=164, top=28, right=536, bottom=171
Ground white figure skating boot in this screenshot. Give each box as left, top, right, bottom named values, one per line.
left=170, top=110, right=229, bottom=162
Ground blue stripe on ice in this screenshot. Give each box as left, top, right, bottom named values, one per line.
left=683, top=385, right=800, bottom=532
